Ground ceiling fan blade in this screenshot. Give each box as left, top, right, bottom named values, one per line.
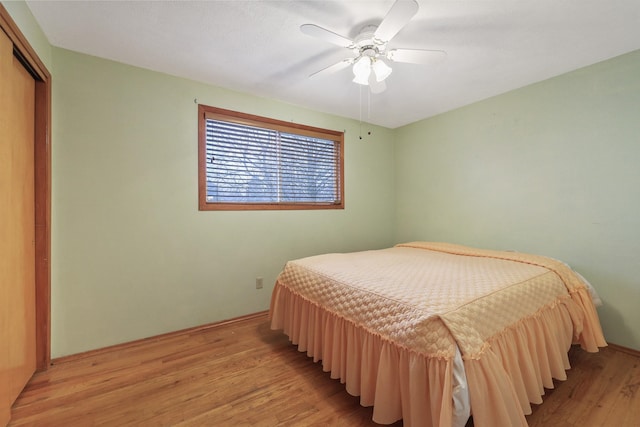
left=374, top=0, right=419, bottom=43
left=309, top=58, right=353, bottom=79
left=300, top=24, right=354, bottom=48
left=387, top=48, right=447, bottom=64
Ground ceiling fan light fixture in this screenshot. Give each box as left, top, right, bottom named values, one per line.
left=372, top=58, right=392, bottom=82
left=301, top=0, right=442, bottom=95
left=352, top=56, right=372, bottom=85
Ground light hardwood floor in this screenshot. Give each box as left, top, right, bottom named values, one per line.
left=9, top=313, right=640, bottom=426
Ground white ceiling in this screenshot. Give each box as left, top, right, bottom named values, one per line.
left=26, top=0, right=640, bottom=129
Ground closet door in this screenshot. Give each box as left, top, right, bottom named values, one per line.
left=0, top=28, right=37, bottom=426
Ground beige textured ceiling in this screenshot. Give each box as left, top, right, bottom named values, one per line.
left=26, top=0, right=640, bottom=128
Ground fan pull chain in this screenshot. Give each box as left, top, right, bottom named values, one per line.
left=359, top=84, right=363, bottom=139
left=368, top=87, right=371, bottom=121
left=358, top=85, right=372, bottom=140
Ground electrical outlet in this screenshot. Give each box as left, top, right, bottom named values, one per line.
left=255, top=277, right=263, bottom=289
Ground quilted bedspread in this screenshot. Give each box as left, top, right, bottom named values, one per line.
left=270, top=242, right=606, bottom=426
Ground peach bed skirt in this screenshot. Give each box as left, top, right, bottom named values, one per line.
left=270, top=281, right=601, bottom=427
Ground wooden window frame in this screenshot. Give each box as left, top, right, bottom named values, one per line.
left=198, top=105, right=344, bottom=211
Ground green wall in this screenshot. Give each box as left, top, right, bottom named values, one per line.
left=395, top=50, right=640, bottom=350
left=49, top=48, right=395, bottom=357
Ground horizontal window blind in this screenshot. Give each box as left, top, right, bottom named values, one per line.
left=205, top=118, right=341, bottom=205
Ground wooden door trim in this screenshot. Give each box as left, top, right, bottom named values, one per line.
left=1, top=4, right=52, bottom=370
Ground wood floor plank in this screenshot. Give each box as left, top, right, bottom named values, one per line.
left=9, top=314, right=639, bottom=426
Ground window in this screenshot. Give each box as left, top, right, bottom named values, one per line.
left=198, top=105, right=344, bottom=211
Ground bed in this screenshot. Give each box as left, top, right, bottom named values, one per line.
left=269, top=242, right=606, bottom=427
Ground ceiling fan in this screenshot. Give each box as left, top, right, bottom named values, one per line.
left=301, top=0, right=446, bottom=94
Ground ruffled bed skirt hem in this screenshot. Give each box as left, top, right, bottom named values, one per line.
left=270, top=281, right=455, bottom=427
left=465, top=288, right=607, bottom=427
left=270, top=281, right=605, bottom=427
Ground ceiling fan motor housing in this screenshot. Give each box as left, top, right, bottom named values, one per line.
left=353, top=25, right=386, bottom=58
